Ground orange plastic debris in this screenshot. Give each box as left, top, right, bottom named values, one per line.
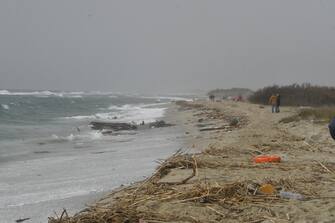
left=259, top=184, right=276, bottom=194
left=253, top=155, right=281, bottom=163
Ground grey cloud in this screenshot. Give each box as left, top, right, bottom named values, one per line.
left=0, top=0, right=335, bottom=93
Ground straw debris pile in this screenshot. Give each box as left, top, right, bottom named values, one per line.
left=49, top=147, right=312, bottom=223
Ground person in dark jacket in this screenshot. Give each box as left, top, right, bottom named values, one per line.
left=329, top=117, right=335, bottom=140
left=276, top=94, right=281, bottom=113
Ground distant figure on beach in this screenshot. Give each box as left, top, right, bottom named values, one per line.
left=268, top=94, right=278, bottom=113
left=276, top=94, right=281, bottom=113
left=209, top=95, right=215, bottom=102
left=329, top=117, right=335, bottom=140
left=236, top=95, right=243, bottom=102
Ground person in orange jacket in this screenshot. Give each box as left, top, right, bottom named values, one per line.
left=268, top=94, right=278, bottom=113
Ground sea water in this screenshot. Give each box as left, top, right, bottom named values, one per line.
left=0, top=90, right=188, bottom=223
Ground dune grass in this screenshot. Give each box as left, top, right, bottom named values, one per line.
left=280, top=107, right=335, bottom=124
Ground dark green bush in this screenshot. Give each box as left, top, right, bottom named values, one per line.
left=249, top=83, right=335, bottom=106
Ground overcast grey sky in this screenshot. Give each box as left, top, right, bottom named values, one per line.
left=0, top=0, right=334, bottom=93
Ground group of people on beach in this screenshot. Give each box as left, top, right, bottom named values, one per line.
left=268, top=94, right=281, bottom=113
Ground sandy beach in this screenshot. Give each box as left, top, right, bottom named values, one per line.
left=50, top=100, right=335, bottom=223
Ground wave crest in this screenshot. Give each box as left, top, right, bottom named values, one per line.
left=62, top=103, right=167, bottom=124
left=1, top=104, right=9, bottom=110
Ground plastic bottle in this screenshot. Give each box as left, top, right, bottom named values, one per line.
left=279, top=191, right=304, bottom=200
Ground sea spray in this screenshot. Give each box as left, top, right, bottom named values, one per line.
left=1, top=104, right=9, bottom=110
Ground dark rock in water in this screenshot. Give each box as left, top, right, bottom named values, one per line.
left=90, top=120, right=174, bottom=131
left=90, top=122, right=137, bottom=131
left=149, top=120, right=175, bottom=128
left=101, top=130, right=113, bottom=135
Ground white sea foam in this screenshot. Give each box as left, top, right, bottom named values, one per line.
left=49, top=131, right=104, bottom=144
left=0, top=188, right=99, bottom=208
left=105, top=105, right=164, bottom=123
left=0, top=90, right=11, bottom=95
left=89, top=131, right=103, bottom=140
left=63, top=115, right=96, bottom=120
left=67, top=95, right=83, bottom=98
left=0, top=90, right=87, bottom=97
left=63, top=103, right=167, bottom=124
left=1, top=104, right=9, bottom=110
left=0, top=90, right=63, bottom=97
left=140, top=95, right=192, bottom=101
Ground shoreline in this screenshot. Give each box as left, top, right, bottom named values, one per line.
left=50, top=100, right=335, bottom=223
left=1, top=101, right=184, bottom=223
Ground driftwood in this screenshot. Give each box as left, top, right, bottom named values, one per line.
left=90, top=122, right=137, bottom=131
left=90, top=120, right=174, bottom=131
left=199, top=126, right=228, bottom=132
left=16, top=218, right=30, bottom=223
left=149, top=120, right=175, bottom=128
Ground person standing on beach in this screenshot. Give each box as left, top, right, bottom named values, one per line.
left=276, top=94, right=281, bottom=113
left=329, top=117, right=335, bottom=140
left=268, top=94, right=278, bottom=113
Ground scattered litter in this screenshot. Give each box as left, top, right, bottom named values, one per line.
left=259, top=184, right=276, bottom=195
left=254, top=155, right=281, bottom=163
left=279, top=191, right=304, bottom=201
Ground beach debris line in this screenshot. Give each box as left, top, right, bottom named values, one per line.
left=48, top=178, right=303, bottom=223
left=48, top=146, right=311, bottom=223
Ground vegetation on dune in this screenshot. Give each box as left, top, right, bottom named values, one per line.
left=249, top=83, right=335, bottom=106
left=280, top=107, right=335, bottom=123
left=208, top=88, right=253, bottom=99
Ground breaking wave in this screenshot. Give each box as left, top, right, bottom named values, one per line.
left=49, top=131, right=104, bottom=143
left=1, top=104, right=9, bottom=110
left=140, top=95, right=193, bottom=101
left=62, top=103, right=167, bottom=124
left=0, top=90, right=118, bottom=98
